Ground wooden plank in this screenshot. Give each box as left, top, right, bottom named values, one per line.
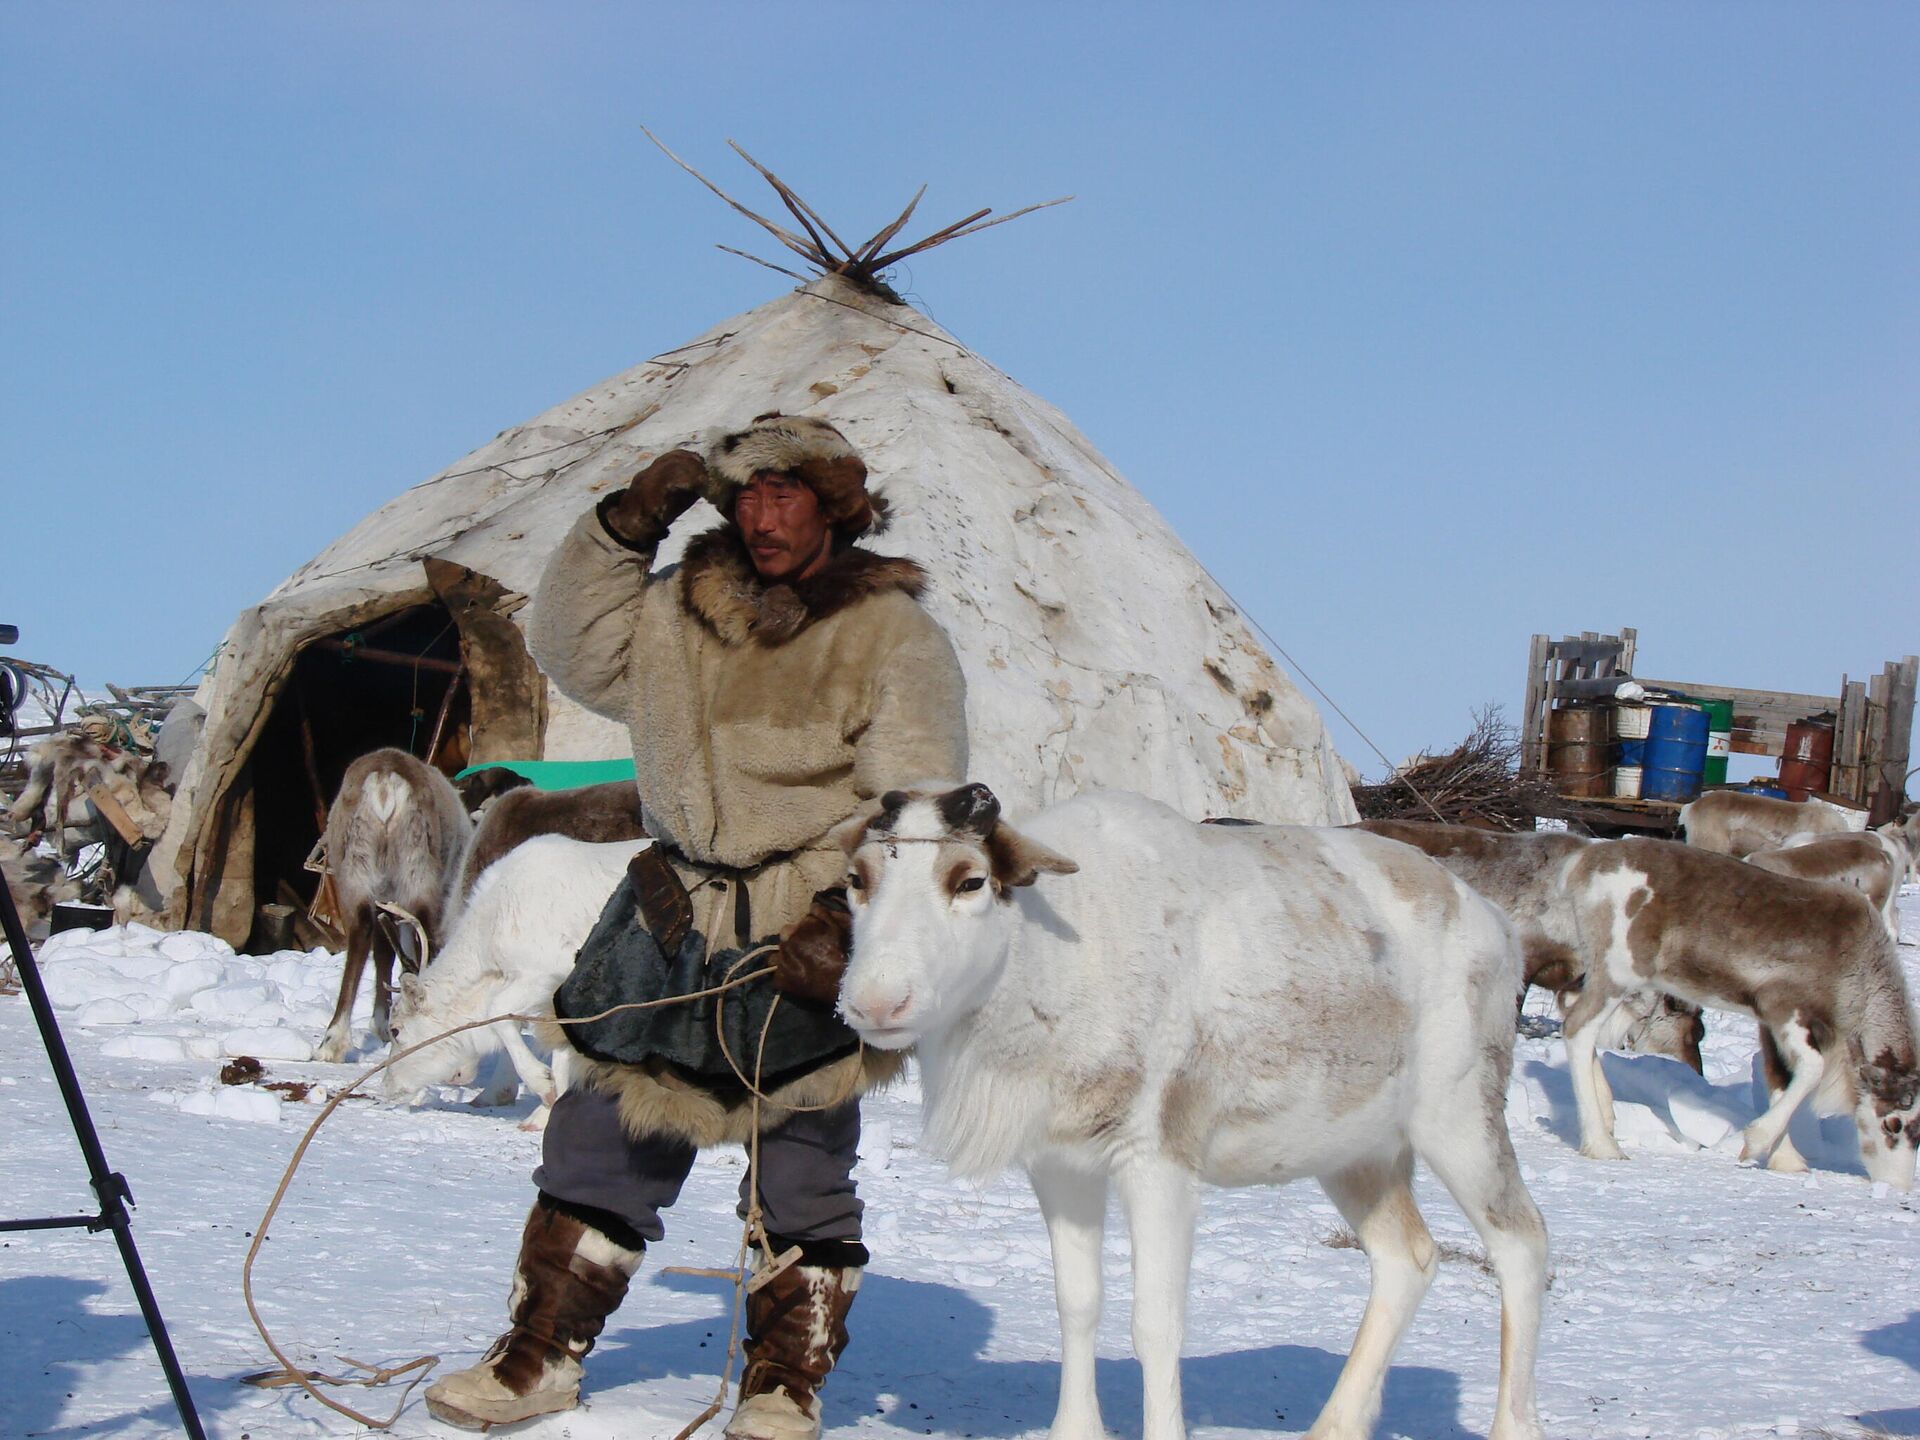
left=1550, top=639, right=1628, bottom=668
left=1636, top=679, right=1841, bottom=714
left=1870, top=658, right=1916, bottom=819
left=87, top=783, right=144, bottom=846
left=1521, top=634, right=1549, bottom=776
left=1549, top=677, right=1646, bottom=702
left=1833, top=679, right=1868, bottom=804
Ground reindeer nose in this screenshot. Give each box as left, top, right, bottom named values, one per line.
left=846, top=985, right=915, bottom=1032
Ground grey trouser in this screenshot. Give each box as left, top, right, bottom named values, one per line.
left=531, top=1083, right=863, bottom=1245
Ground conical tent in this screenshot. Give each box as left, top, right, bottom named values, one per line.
left=152, top=275, right=1355, bottom=944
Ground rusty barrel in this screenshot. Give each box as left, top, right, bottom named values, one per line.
left=1779, top=717, right=1835, bottom=801
left=1546, top=704, right=1610, bottom=797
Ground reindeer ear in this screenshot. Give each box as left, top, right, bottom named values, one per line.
left=985, top=821, right=1078, bottom=890
left=828, top=797, right=890, bottom=854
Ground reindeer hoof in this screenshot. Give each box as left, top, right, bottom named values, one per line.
left=1738, top=1125, right=1780, bottom=1164
left=1765, top=1149, right=1810, bottom=1174
left=1579, top=1139, right=1627, bottom=1162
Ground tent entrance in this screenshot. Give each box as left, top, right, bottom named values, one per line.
left=247, top=603, right=470, bottom=947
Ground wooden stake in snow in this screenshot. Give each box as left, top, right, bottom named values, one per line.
left=641, top=127, right=1072, bottom=299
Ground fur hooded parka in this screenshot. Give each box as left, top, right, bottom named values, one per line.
left=525, top=449, right=968, bottom=1143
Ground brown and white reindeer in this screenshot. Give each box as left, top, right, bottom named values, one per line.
left=1746, top=828, right=1909, bottom=943
left=835, top=785, right=1549, bottom=1440
left=1678, top=789, right=1861, bottom=859
left=1357, top=820, right=1707, bottom=1072
left=316, top=747, right=473, bottom=1064
left=1556, top=837, right=1920, bottom=1188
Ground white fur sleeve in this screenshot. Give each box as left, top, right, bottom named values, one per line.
left=526, top=507, right=655, bottom=726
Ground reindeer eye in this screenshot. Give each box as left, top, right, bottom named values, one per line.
left=956, top=876, right=987, bottom=895
left=845, top=871, right=864, bottom=892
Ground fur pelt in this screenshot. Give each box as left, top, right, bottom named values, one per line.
left=703, top=414, right=882, bottom=536
left=680, top=529, right=927, bottom=648
left=555, top=1044, right=907, bottom=1148
left=7, top=733, right=172, bottom=850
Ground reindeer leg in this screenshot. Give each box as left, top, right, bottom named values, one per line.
left=471, top=1049, right=523, bottom=1110
left=1028, top=1155, right=1110, bottom=1440
left=497, top=1023, right=556, bottom=1107
left=1563, top=982, right=1628, bottom=1160
left=1117, top=1155, right=1197, bottom=1440
left=1307, top=1149, right=1435, bottom=1440
left=1742, top=1019, right=1824, bottom=1166
left=1417, top=1093, right=1548, bottom=1440
left=318, top=912, right=373, bottom=1063
left=1753, top=1028, right=1810, bottom=1173
left=370, top=925, right=397, bottom=1047
left=522, top=1043, right=574, bottom=1131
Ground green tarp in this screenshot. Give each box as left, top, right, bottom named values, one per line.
left=456, top=758, right=636, bottom=791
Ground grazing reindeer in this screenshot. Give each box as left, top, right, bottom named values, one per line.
left=1357, top=820, right=1706, bottom=1072
left=1557, top=837, right=1920, bottom=1188
left=317, top=748, right=473, bottom=1063
left=1679, top=790, right=1860, bottom=859
left=835, top=786, right=1548, bottom=1440
left=454, top=778, right=647, bottom=899
left=384, top=835, right=651, bottom=1126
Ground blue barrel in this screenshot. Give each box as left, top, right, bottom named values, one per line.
left=1642, top=704, right=1710, bottom=802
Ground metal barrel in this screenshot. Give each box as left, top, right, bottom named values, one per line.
left=1642, top=704, right=1710, bottom=802
left=1546, top=704, right=1611, bottom=797
left=1779, top=717, right=1835, bottom=801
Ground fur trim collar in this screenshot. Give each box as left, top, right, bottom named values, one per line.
left=680, top=529, right=927, bottom=647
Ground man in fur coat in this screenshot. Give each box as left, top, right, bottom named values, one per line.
left=425, top=414, right=968, bottom=1435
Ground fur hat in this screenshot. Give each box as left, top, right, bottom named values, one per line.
left=703, top=413, right=885, bottom=536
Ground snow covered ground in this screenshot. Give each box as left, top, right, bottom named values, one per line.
left=3, top=890, right=1918, bottom=1439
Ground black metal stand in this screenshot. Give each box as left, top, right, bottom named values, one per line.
left=0, top=877, right=208, bottom=1438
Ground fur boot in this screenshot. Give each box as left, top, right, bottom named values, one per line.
left=724, top=1259, right=862, bottom=1440
left=425, top=1197, right=644, bottom=1431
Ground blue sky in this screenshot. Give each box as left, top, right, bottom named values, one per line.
left=4, top=4, right=1915, bottom=776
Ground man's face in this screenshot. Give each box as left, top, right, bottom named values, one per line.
left=736, top=471, right=833, bottom=580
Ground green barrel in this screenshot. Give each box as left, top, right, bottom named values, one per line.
left=1700, top=699, right=1733, bottom=787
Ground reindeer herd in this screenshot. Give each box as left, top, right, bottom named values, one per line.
left=92, top=748, right=1920, bottom=1440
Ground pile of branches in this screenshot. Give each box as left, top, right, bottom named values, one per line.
left=1352, top=705, right=1574, bottom=832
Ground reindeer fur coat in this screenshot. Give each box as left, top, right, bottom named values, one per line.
left=526, top=504, right=968, bottom=1144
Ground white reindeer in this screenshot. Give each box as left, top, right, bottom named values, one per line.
left=834, top=785, right=1548, bottom=1440
left=1557, top=837, right=1920, bottom=1188
left=317, top=748, right=473, bottom=1063
left=384, top=835, right=651, bottom=1126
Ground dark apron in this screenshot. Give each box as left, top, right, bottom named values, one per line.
left=552, top=849, right=861, bottom=1096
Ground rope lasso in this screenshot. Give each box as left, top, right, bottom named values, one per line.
left=242, top=960, right=777, bottom=1429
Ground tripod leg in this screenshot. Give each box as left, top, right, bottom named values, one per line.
left=1, top=879, right=208, bottom=1439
